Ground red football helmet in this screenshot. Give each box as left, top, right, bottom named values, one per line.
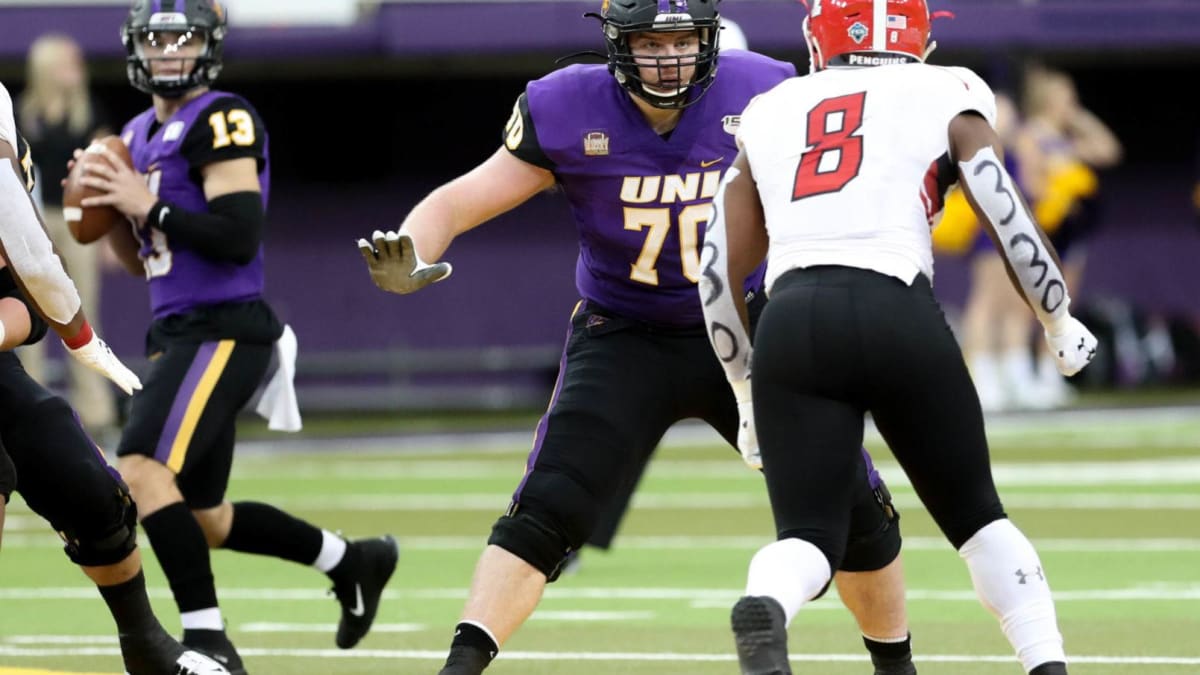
left=802, top=0, right=933, bottom=72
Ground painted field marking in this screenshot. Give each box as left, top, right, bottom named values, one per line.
left=1, top=644, right=1198, bottom=666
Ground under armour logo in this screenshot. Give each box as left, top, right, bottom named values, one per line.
left=1078, top=337, right=1096, bottom=361
left=1015, top=566, right=1045, bottom=584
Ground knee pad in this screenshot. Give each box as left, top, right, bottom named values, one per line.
left=61, top=483, right=139, bottom=567
left=501, top=467, right=599, bottom=542
left=840, top=472, right=904, bottom=573
left=488, top=504, right=574, bottom=582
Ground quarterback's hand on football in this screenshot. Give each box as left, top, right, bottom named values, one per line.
left=64, top=325, right=143, bottom=395
left=357, top=229, right=452, bottom=295
left=1044, top=315, right=1098, bottom=376
left=731, top=379, right=761, bottom=470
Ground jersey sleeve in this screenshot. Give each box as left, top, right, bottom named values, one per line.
left=942, top=66, right=998, bottom=128
left=179, top=95, right=268, bottom=172
left=502, top=92, right=555, bottom=171
left=0, top=85, right=34, bottom=192
left=0, top=83, right=16, bottom=150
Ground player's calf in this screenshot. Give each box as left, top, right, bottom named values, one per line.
left=959, top=519, right=1067, bottom=673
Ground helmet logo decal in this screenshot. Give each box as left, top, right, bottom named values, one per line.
left=601, top=0, right=610, bottom=14
left=658, top=0, right=689, bottom=12
left=148, top=12, right=187, bottom=27
left=848, top=21, right=869, bottom=44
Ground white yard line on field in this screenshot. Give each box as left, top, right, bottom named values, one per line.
left=1, top=644, right=1198, bottom=666
left=230, top=405, right=1200, bottom=458
left=1, top=585, right=1199, bottom=603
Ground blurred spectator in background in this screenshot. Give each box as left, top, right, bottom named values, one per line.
left=17, top=33, right=115, bottom=434
left=1014, top=65, right=1121, bottom=407
left=935, top=91, right=1047, bottom=411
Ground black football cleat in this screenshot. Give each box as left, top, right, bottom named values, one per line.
left=731, top=595, right=792, bottom=675
left=181, top=629, right=247, bottom=675
left=120, top=626, right=230, bottom=674
left=331, top=534, right=399, bottom=649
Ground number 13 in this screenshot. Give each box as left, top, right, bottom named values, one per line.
left=209, top=109, right=256, bottom=149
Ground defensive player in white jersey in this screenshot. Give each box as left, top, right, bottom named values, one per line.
left=698, top=2, right=1097, bottom=674
left=0, top=81, right=227, bottom=675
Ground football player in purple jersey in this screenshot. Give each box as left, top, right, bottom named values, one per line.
left=359, top=2, right=918, bottom=673
left=74, top=1, right=398, bottom=670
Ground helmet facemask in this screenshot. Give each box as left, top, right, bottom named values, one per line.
left=594, top=0, right=722, bottom=111
left=122, top=1, right=226, bottom=98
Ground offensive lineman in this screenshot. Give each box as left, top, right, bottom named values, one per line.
left=358, top=1, right=917, bottom=673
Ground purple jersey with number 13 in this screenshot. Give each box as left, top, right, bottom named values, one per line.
left=121, top=90, right=269, bottom=319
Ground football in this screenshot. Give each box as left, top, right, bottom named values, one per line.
left=63, top=135, right=134, bottom=244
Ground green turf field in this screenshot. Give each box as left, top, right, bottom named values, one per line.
left=2, top=407, right=1199, bottom=674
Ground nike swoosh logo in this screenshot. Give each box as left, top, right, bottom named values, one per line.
left=349, top=584, right=366, bottom=617
left=700, top=157, right=725, bottom=168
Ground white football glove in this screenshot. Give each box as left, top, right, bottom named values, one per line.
left=731, top=379, right=761, bottom=470
left=1043, top=315, right=1098, bottom=376
left=357, top=229, right=452, bottom=295
left=64, top=330, right=142, bottom=395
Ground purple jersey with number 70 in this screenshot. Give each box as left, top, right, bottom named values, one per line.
left=509, top=50, right=795, bottom=327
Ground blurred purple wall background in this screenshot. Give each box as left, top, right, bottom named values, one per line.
left=7, top=0, right=1199, bottom=410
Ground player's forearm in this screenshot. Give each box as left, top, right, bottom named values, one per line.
left=106, top=221, right=145, bottom=276
left=699, top=170, right=754, bottom=395
left=400, top=185, right=469, bottom=263
left=147, top=191, right=263, bottom=265
left=0, top=167, right=84, bottom=327
left=959, top=146, right=1072, bottom=330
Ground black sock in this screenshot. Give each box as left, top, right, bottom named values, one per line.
left=222, top=501, right=323, bottom=566
left=864, top=633, right=914, bottom=673
left=439, top=622, right=498, bottom=674
left=97, top=569, right=161, bottom=635
left=140, top=502, right=218, bottom=614
left=1030, top=662, right=1068, bottom=675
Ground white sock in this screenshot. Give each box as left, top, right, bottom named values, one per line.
left=180, top=607, right=224, bottom=631
left=313, top=530, right=348, bottom=573
left=959, top=519, right=1066, bottom=671
left=744, top=538, right=831, bottom=627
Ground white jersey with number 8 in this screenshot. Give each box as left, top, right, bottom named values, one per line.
left=736, top=63, right=996, bottom=292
